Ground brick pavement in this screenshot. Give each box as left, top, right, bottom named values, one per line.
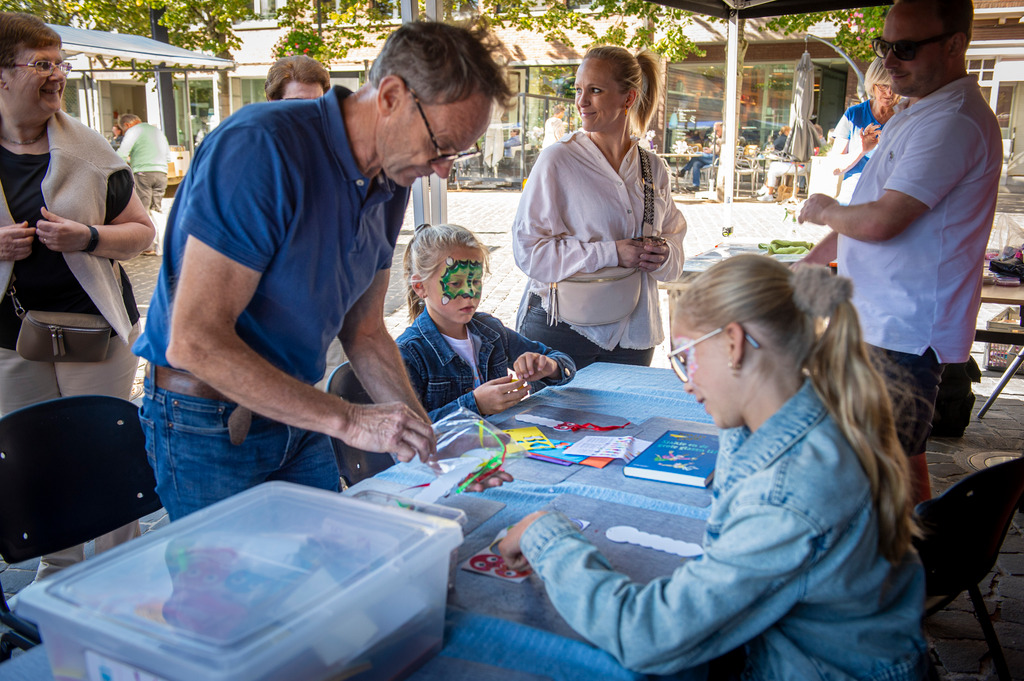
left=3, top=190, right=1023, bottom=679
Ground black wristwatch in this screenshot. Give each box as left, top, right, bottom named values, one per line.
left=83, top=225, right=99, bottom=253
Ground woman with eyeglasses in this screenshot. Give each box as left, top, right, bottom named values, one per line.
left=0, top=13, right=154, bottom=578
left=829, top=58, right=900, bottom=205
left=499, top=255, right=927, bottom=680
left=512, top=46, right=686, bottom=371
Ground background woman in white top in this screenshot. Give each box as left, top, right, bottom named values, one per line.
left=513, top=46, right=686, bottom=369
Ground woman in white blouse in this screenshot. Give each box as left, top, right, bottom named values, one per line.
left=512, top=46, right=686, bottom=369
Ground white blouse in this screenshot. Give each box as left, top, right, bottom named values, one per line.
left=512, top=131, right=687, bottom=351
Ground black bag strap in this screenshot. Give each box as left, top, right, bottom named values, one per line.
left=637, top=144, right=655, bottom=238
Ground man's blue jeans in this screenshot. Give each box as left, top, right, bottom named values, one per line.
left=681, top=153, right=713, bottom=188
left=140, top=378, right=340, bottom=520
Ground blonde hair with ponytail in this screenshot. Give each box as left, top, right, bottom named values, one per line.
left=674, top=254, right=917, bottom=563
left=582, top=46, right=663, bottom=138
left=403, top=223, right=489, bottom=324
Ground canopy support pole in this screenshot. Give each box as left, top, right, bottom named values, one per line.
left=722, top=9, right=739, bottom=234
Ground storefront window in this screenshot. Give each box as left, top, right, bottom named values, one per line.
left=173, top=78, right=216, bottom=149
left=239, top=78, right=266, bottom=106
left=665, top=63, right=796, bottom=152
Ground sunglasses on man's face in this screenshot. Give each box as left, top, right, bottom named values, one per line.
left=871, top=32, right=953, bottom=61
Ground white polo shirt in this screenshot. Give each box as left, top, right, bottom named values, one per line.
left=839, top=76, right=1002, bottom=363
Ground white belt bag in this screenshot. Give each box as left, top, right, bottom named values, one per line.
left=546, top=143, right=655, bottom=328
left=548, top=267, right=641, bottom=326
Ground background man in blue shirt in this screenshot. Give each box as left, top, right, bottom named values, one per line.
left=135, top=21, right=514, bottom=519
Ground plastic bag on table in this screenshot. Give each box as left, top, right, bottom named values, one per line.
left=989, top=213, right=1024, bottom=259
left=412, top=409, right=524, bottom=501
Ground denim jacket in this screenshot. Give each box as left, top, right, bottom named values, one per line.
left=396, top=311, right=575, bottom=421
left=521, top=381, right=927, bottom=680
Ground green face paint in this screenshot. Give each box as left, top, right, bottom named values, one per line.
left=439, top=257, right=483, bottom=304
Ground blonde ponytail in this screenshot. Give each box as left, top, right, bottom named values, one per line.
left=675, top=255, right=917, bottom=563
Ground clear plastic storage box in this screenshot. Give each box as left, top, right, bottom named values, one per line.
left=16, top=481, right=463, bottom=681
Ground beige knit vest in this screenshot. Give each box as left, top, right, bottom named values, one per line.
left=0, top=110, right=133, bottom=343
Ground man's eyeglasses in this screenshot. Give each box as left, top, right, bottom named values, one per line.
left=871, top=32, right=953, bottom=61
left=405, top=82, right=480, bottom=164
left=13, top=60, right=72, bottom=76
left=668, top=326, right=760, bottom=384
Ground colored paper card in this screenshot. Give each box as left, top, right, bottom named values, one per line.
left=564, top=435, right=652, bottom=461
left=503, top=427, right=554, bottom=452
left=579, top=456, right=614, bottom=469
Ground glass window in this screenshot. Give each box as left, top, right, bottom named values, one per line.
left=665, top=63, right=796, bottom=153
left=240, top=78, right=266, bottom=106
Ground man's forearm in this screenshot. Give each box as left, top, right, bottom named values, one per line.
left=802, top=230, right=838, bottom=266
left=344, top=329, right=431, bottom=423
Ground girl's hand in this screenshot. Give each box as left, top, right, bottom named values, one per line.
left=498, top=511, right=548, bottom=571
left=0, top=222, right=35, bottom=261
left=513, top=352, right=558, bottom=381
left=36, top=207, right=92, bottom=253
left=473, top=375, right=529, bottom=415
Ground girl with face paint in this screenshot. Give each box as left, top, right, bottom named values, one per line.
left=397, top=223, right=576, bottom=421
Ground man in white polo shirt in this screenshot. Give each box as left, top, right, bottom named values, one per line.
left=799, top=0, right=1001, bottom=503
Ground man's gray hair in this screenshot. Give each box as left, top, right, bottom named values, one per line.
left=368, top=20, right=513, bottom=109
left=119, top=113, right=142, bottom=127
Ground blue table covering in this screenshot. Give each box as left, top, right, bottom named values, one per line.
left=0, top=364, right=716, bottom=681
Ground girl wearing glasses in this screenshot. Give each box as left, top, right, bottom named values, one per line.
left=499, top=255, right=926, bottom=680
left=0, top=14, right=155, bottom=578
left=829, top=58, right=900, bottom=205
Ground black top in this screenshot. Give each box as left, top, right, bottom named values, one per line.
left=773, top=133, right=788, bottom=152
left=0, top=147, right=138, bottom=349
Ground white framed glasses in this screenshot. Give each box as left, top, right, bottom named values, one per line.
left=668, top=326, right=760, bottom=383
left=14, top=60, right=71, bottom=76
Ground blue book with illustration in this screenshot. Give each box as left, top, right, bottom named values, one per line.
left=623, top=430, right=718, bottom=487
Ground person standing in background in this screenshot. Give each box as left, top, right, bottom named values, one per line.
left=117, top=113, right=169, bottom=255
left=800, top=0, right=1001, bottom=503
left=0, top=13, right=155, bottom=578
left=265, top=55, right=330, bottom=101
left=542, top=104, right=566, bottom=149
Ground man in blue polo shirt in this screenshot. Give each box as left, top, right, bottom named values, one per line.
left=134, top=21, right=514, bottom=520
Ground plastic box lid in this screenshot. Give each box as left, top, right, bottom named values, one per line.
left=17, top=481, right=463, bottom=679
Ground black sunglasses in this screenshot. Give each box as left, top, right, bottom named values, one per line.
left=871, top=32, right=954, bottom=61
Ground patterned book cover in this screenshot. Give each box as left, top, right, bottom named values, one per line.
left=623, top=430, right=718, bottom=487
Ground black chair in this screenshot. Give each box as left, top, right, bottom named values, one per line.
left=325, top=362, right=397, bottom=487
left=0, top=395, right=163, bottom=661
left=914, top=456, right=1024, bottom=681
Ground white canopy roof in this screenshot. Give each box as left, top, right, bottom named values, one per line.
left=50, top=24, right=235, bottom=71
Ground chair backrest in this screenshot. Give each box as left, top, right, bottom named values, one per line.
left=325, top=362, right=397, bottom=486
left=914, top=456, right=1024, bottom=596
left=0, top=395, right=162, bottom=564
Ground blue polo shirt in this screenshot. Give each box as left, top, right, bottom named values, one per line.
left=134, top=87, right=409, bottom=384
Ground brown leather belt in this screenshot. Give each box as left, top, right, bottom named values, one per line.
left=150, top=364, right=232, bottom=402
left=148, top=364, right=252, bottom=445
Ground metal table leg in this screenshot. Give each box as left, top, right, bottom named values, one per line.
left=978, top=344, right=1024, bottom=418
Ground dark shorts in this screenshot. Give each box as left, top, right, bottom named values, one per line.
left=519, top=294, right=655, bottom=371
left=871, top=345, right=943, bottom=457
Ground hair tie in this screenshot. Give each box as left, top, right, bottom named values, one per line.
left=791, top=265, right=852, bottom=318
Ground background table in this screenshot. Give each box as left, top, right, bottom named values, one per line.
left=0, top=364, right=713, bottom=681
left=976, top=282, right=1024, bottom=417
